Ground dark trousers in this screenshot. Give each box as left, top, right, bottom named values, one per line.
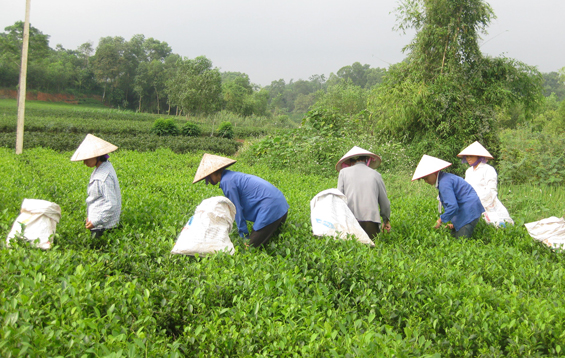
left=248, top=212, right=288, bottom=248
left=90, top=227, right=116, bottom=239
left=358, top=221, right=380, bottom=239
left=90, top=229, right=106, bottom=239
left=451, top=217, right=480, bottom=238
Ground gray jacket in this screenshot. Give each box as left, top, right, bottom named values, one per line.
left=86, top=161, right=122, bottom=229
left=337, top=162, right=390, bottom=224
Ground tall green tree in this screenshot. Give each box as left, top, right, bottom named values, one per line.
left=542, top=71, right=565, bottom=101
left=165, top=56, right=222, bottom=115
left=221, top=73, right=254, bottom=116
left=92, top=36, right=126, bottom=104
left=336, top=62, right=370, bottom=88
left=0, top=21, right=51, bottom=88
left=367, top=0, right=543, bottom=164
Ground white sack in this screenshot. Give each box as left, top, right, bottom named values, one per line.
left=482, top=199, right=514, bottom=227
left=524, top=216, right=565, bottom=249
left=7, top=199, right=61, bottom=250
left=172, top=196, right=236, bottom=256
left=310, top=189, right=374, bottom=246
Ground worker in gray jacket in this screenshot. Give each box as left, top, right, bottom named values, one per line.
left=337, top=146, right=391, bottom=238
left=71, top=134, right=122, bottom=239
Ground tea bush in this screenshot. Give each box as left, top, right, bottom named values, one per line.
left=0, top=132, right=242, bottom=155
left=152, top=118, right=180, bottom=136
left=181, top=122, right=202, bottom=137
left=216, top=121, right=234, bottom=139
left=2, top=148, right=565, bottom=356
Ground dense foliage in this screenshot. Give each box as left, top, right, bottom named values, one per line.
left=181, top=122, right=202, bottom=137
left=2, top=147, right=565, bottom=357
left=366, top=0, right=544, bottom=172
left=151, top=118, right=180, bottom=136
left=216, top=121, right=234, bottom=139
left=243, top=108, right=414, bottom=177
left=498, top=126, right=565, bottom=186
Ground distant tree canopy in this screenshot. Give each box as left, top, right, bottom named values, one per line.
left=165, top=56, right=221, bottom=115
left=326, top=62, right=387, bottom=89
left=0, top=19, right=560, bottom=124
left=542, top=71, right=565, bottom=101
left=367, top=0, right=544, bottom=164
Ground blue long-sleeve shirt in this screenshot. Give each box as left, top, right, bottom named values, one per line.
left=219, top=170, right=289, bottom=237
left=437, top=172, right=484, bottom=231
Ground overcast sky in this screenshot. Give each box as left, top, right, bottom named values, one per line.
left=1, top=0, right=564, bottom=86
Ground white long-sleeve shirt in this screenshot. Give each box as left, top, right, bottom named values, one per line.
left=86, top=161, right=121, bottom=229
left=465, top=163, right=513, bottom=226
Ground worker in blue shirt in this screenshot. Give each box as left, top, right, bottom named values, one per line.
left=412, top=155, right=484, bottom=238
left=193, top=153, right=289, bottom=247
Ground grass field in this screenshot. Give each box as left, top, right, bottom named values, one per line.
left=1, top=102, right=565, bottom=357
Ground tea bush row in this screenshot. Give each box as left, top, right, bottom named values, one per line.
left=0, top=132, right=242, bottom=155
left=0, top=99, right=158, bottom=122
left=0, top=100, right=292, bottom=139
left=0, top=116, right=283, bottom=140
left=151, top=119, right=233, bottom=139
left=2, top=148, right=565, bottom=356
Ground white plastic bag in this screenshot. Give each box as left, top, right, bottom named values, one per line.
left=6, top=199, right=61, bottom=250
left=171, top=196, right=236, bottom=256
left=482, top=199, right=514, bottom=227
left=524, top=216, right=565, bottom=249
left=310, top=189, right=374, bottom=246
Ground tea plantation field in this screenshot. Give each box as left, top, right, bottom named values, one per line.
left=2, top=147, right=565, bottom=357
left=0, top=100, right=287, bottom=153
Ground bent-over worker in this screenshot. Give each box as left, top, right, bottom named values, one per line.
left=193, top=153, right=289, bottom=248
left=412, top=154, right=484, bottom=238
left=336, top=146, right=391, bottom=238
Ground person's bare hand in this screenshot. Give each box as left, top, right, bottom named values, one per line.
left=434, top=218, right=442, bottom=229
left=383, top=222, right=391, bottom=233
left=446, top=223, right=454, bottom=230
left=85, top=220, right=94, bottom=230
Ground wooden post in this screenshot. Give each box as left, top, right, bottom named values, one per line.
left=16, top=0, right=31, bottom=154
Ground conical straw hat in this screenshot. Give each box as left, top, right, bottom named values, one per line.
left=193, top=153, right=236, bottom=184
left=412, top=155, right=452, bottom=181
left=70, top=134, right=118, bottom=161
left=457, top=141, right=493, bottom=159
left=335, top=146, right=382, bottom=171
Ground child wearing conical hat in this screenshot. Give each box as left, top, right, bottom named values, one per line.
left=335, top=146, right=391, bottom=238
left=458, top=141, right=514, bottom=227
left=71, top=134, right=122, bottom=238
left=412, top=155, right=484, bottom=238
left=193, top=153, right=289, bottom=248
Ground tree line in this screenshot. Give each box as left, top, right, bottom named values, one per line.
left=0, top=21, right=390, bottom=118
left=1, top=16, right=564, bottom=130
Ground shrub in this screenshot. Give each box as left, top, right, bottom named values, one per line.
left=499, top=126, right=565, bottom=186
left=240, top=108, right=414, bottom=177
left=181, top=121, right=202, bottom=137
left=151, top=118, right=179, bottom=136
left=216, top=121, right=234, bottom=139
